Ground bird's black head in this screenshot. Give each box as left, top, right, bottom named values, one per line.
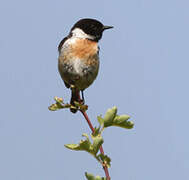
left=70, top=18, right=113, bottom=41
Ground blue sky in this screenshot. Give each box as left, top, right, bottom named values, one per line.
left=0, top=0, right=189, bottom=179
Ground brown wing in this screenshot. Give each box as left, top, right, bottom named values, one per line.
left=58, top=36, right=71, bottom=89
left=58, top=37, right=68, bottom=53
left=63, top=80, right=70, bottom=88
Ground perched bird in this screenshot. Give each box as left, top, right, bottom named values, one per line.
left=58, top=18, right=113, bottom=113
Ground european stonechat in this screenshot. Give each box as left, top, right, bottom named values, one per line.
left=58, top=18, right=113, bottom=113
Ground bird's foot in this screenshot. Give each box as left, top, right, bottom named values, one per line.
left=74, top=101, right=88, bottom=112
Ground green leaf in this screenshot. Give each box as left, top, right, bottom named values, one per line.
left=112, top=115, right=134, bottom=129
left=64, top=143, right=80, bottom=149
left=114, top=114, right=130, bottom=123
left=85, top=173, right=95, bottom=180
left=65, top=133, right=104, bottom=156
left=48, top=96, right=71, bottom=111
left=48, top=96, right=88, bottom=112
left=48, top=103, right=63, bottom=111
left=97, top=116, right=104, bottom=126
left=65, top=133, right=92, bottom=154
left=103, top=106, right=117, bottom=127
left=91, top=134, right=103, bottom=155
left=95, top=176, right=106, bottom=180
left=54, top=96, right=63, bottom=104
left=97, top=154, right=111, bottom=168
left=98, top=107, right=134, bottom=129
left=85, top=172, right=106, bottom=180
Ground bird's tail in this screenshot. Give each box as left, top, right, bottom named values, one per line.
left=70, top=88, right=79, bottom=113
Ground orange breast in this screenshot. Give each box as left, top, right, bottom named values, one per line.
left=71, top=39, right=98, bottom=60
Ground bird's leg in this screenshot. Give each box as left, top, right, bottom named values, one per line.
left=70, top=85, right=85, bottom=105
left=81, top=90, right=85, bottom=104
left=69, top=85, right=78, bottom=113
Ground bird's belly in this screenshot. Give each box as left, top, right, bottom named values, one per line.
left=58, top=57, right=99, bottom=90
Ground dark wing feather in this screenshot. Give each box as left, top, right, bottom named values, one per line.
left=58, top=37, right=68, bottom=53
left=64, top=81, right=70, bottom=88
left=58, top=36, right=71, bottom=89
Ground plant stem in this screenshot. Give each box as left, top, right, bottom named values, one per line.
left=80, top=110, right=110, bottom=180
left=77, top=92, right=110, bottom=180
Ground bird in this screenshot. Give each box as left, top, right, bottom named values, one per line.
left=58, top=18, right=113, bottom=113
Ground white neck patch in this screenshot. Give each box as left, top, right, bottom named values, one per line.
left=71, top=28, right=95, bottom=40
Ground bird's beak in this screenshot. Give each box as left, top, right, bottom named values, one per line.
left=103, top=25, right=114, bottom=30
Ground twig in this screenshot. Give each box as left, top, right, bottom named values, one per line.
left=80, top=110, right=110, bottom=180
left=77, top=92, right=111, bottom=180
